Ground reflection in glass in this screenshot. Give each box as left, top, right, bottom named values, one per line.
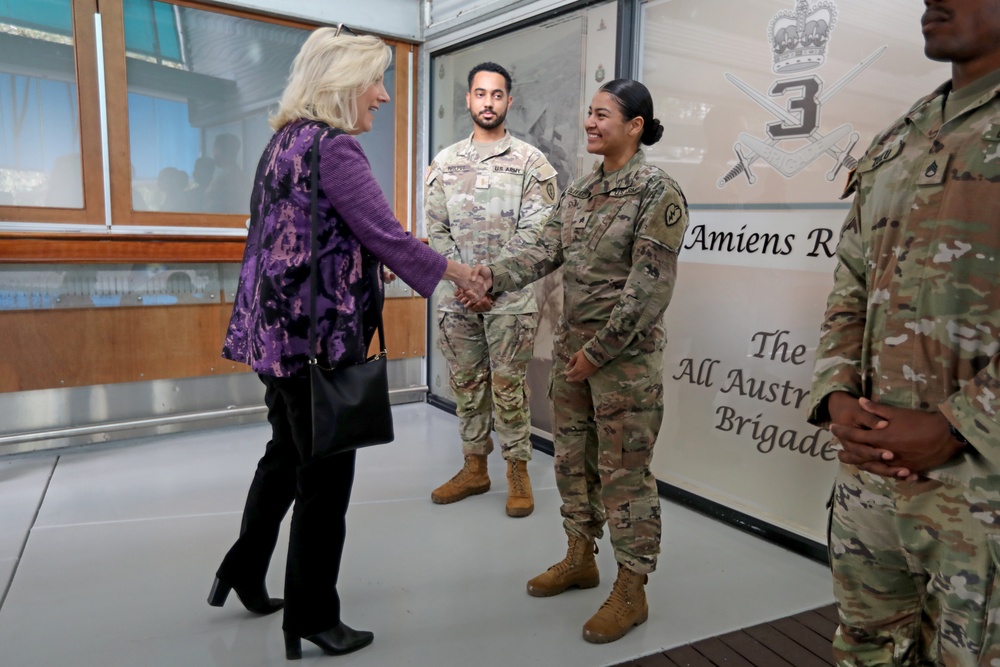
left=123, top=0, right=309, bottom=215
left=427, top=4, right=616, bottom=433
left=0, top=263, right=224, bottom=310
left=0, top=0, right=84, bottom=208
left=355, top=57, right=395, bottom=203
left=430, top=18, right=586, bottom=193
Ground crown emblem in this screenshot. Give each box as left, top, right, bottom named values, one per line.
left=768, top=0, right=837, bottom=73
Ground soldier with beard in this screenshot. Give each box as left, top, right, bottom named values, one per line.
left=426, top=62, right=559, bottom=517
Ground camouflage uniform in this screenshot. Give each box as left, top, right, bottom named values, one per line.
left=489, top=150, right=688, bottom=573
left=809, top=69, right=1000, bottom=666
left=426, top=131, right=558, bottom=461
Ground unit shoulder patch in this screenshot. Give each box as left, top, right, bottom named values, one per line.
left=532, top=162, right=559, bottom=205
left=425, top=165, right=441, bottom=186
left=639, top=187, right=687, bottom=252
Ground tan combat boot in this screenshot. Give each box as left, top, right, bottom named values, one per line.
left=526, top=534, right=600, bottom=597
left=431, top=454, right=490, bottom=504
left=505, top=459, right=534, bottom=517
left=582, top=563, right=649, bottom=644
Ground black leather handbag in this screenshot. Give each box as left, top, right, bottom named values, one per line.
left=307, top=127, right=394, bottom=457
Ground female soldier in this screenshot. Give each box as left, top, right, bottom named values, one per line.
left=466, top=78, right=688, bottom=644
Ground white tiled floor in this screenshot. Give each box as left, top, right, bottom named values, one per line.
left=0, top=403, right=833, bottom=666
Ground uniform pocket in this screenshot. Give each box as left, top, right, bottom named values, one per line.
left=629, top=496, right=661, bottom=523
left=436, top=312, right=458, bottom=361
left=975, top=533, right=1000, bottom=663
left=509, top=314, right=537, bottom=366
left=595, top=373, right=663, bottom=469
left=588, top=200, right=633, bottom=261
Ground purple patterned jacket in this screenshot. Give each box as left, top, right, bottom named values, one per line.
left=223, top=119, right=446, bottom=377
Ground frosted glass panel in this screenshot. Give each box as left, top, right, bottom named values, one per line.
left=639, top=0, right=949, bottom=207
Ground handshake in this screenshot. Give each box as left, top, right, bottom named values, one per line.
left=445, top=260, right=494, bottom=312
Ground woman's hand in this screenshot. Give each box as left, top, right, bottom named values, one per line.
left=443, top=259, right=479, bottom=293
left=471, top=264, right=493, bottom=294
left=450, top=263, right=492, bottom=305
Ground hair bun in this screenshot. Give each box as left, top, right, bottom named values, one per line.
left=641, top=118, right=664, bottom=146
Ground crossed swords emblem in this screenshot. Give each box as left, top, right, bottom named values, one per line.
left=718, top=46, right=886, bottom=188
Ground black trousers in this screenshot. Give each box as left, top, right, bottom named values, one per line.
left=216, top=374, right=357, bottom=635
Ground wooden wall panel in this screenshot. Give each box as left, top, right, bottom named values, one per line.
left=0, top=304, right=242, bottom=393
left=0, top=296, right=426, bottom=393
left=0, top=359, right=20, bottom=394
left=0, top=234, right=246, bottom=263
left=381, top=297, right=427, bottom=359
left=394, top=42, right=414, bottom=230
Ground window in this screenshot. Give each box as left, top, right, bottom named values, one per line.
left=0, top=0, right=103, bottom=223
left=112, top=0, right=312, bottom=224
left=0, top=0, right=417, bottom=259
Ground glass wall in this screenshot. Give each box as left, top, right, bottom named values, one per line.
left=122, top=1, right=306, bottom=217
left=123, top=0, right=305, bottom=215
left=427, top=1, right=618, bottom=432
left=639, top=0, right=950, bottom=541
left=119, top=0, right=398, bottom=221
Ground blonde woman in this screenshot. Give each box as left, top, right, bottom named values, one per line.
left=208, top=26, right=475, bottom=659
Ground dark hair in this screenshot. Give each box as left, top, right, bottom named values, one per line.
left=468, top=62, right=513, bottom=94
left=599, top=78, right=663, bottom=146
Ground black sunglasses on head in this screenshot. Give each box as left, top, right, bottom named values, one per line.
left=334, top=23, right=357, bottom=37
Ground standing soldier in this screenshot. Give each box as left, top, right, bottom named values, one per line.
left=808, top=0, right=1000, bottom=663
left=465, top=79, right=688, bottom=644
left=426, top=62, right=559, bottom=517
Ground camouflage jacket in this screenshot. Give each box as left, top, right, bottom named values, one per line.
left=426, top=131, right=558, bottom=314
left=489, top=150, right=688, bottom=367
left=809, top=71, right=1000, bottom=485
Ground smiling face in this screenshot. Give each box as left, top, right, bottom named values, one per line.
left=466, top=71, right=511, bottom=133
left=584, top=90, right=643, bottom=165
left=922, top=0, right=1000, bottom=87
left=352, top=74, right=390, bottom=134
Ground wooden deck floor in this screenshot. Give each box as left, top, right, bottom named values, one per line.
left=612, top=604, right=838, bottom=667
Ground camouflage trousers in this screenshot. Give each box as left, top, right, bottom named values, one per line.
left=829, top=463, right=1000, bottom=666
left=437, top=311, right=536, bottom=461
left=549, top=325, right=664, bottom=574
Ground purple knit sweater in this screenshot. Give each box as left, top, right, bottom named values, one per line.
left=223, top=119, right=447, bottom=376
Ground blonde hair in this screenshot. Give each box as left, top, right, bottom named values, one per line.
left=271, top=28, right=392, bottom=132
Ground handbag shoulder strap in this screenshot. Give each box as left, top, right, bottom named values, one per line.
left=308, top=126, right=386, bottom=366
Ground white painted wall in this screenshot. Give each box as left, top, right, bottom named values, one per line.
left=215, top=0, right=421, bottom=41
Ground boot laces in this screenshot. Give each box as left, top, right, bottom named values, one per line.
left=450, top=458, right=477, bottom=485
left=549, top=536, right=590, bottom=574
left=599, top=571, right=634, bottom=619
left=509, top=463, right=527, bottom=495
left=549, top=558, right=574, bottom=575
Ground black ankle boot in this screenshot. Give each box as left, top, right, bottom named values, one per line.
left=207, top=576, right=283, bottom=615
left=283, top=622, right=374, bottom=660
